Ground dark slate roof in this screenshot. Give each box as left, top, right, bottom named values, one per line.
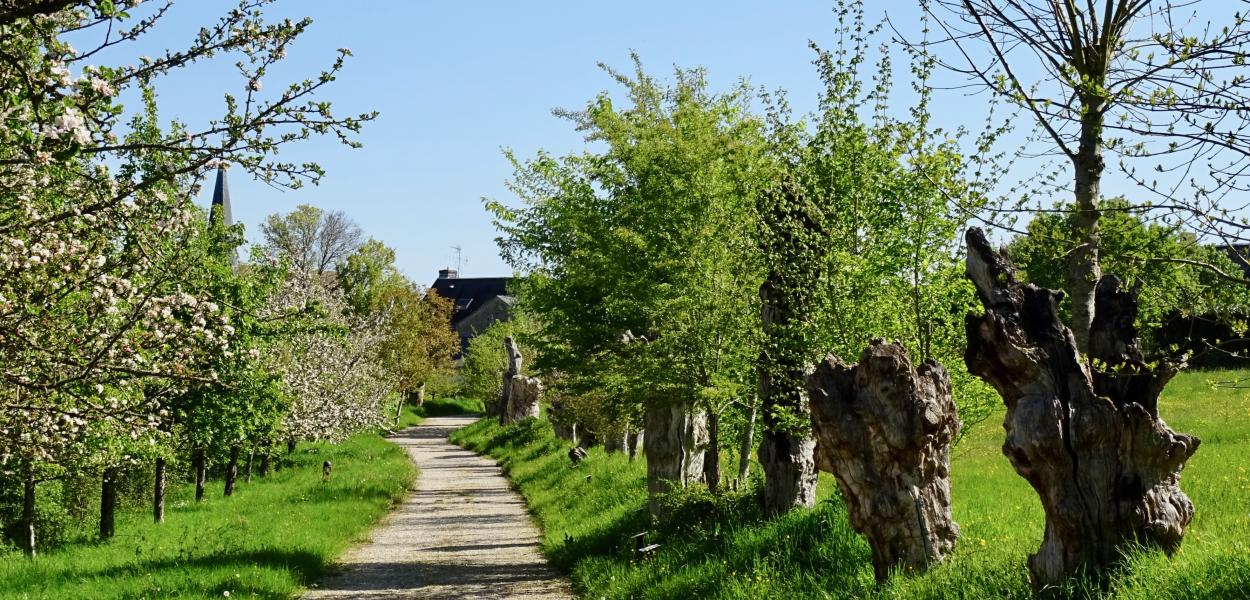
left=1222, top=243, right=1250, bottom=278
left=210, top=165, right=232, bottom=226
left=430, top=275, right=514, bottom=325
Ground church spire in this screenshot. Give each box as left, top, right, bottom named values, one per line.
left=209, top=164, right=232, bottom=226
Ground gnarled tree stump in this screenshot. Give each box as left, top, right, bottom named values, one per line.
left=808, top=340, right=961, bottom=582
left=643, top=400, right=707, bottom=516
left=963, top=227, right=1199, bottom=589
left=502, top=375, right=541, bottom=425
left=493, top=335, right=524, bottom=419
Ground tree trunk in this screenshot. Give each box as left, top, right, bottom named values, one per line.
left=627, top=429, right=643, bottom=461
left=964, top=228, right=1198, bottom=589
left=702, top=411, right=721, bottom=494
left=21, top=470, right=36, bottom=558
left=394, top=392, right=406, bottom=428
left=808, top=340, right=961, bottom=581
left=244, top=451, right=254, bottom=483
left=99, top=467, right=117, bottom=540
left=286, top=437, right=296, bottom=455
left=1067, top=99, right=1105, bottom=355
left=757, top=275, right=818, bottom=517
left=415, top=382, right=426, bottom=406
left=153, top=458, right=166, bottom=524
left=224, top=445, right=240, bottom=497
left=495, top=335, right=523, bottom=420
left=192, top=447, right=206, bottom=503
left=643, top=400, right=708, bottom=516
left=502, top=376, right=542, bottom=425
left=259, top=450, right=271, bottom=477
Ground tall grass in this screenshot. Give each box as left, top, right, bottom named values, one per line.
left=451, top=369, right=1250, bottom=599
left=0, top=432, right=416, bottom=599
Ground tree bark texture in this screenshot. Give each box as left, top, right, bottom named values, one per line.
left=502, top=376, right=542, bottom=425
left=21, top=471, right=36, bottom=558
left=245, top=451, right=254, bottom=483
left=224, top=445, right=240, bottom=497
left=643, top=400, right=708, bottom=516
left=702, top=411, right=721, bottom=493
left=494, top=335, right=523, bottom=419
left=757, top=276, right=818, bottom=517
left=1067, top=100, right=1105, bottom=355
left=153, top=457, right=166, bottom=524
left=808, top=340, right=961, bottom=581
left=193, top=447, right=207, bottom=503
left=964, top=227, right=1198, bottom=589
left=627, top=429, right=644, bottom=462
left=99, top=467, right=117, bottom=540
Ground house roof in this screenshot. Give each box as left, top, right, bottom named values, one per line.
left=429, top=275, right=514, bottom=325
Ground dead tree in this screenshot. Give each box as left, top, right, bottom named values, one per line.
left=963, top=227, right=1199, bottom=589
left=808, top=340, right=961, bottom=582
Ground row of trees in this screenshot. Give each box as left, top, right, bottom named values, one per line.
left=0, top=1, right=456, bottom=556
left=485, top=0, right=1250, bottom=588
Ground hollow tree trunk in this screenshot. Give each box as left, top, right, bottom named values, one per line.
left=100, top=467, right=118, bottom=540
left=1067, top=100, right=1105, bottom=355
left=963, top=227, right=1198, bottom=589
left=757, top=276, right=818, bottom=517
left=808, top=340, right=961, bottom=582
left=643, top=400, right=708, bottom=516
left=737, top=399, right=756, bottom=484
left=192, top=447, right=207, bottom=503
left=153, top=458, right=166, bottom=524
left=702, top=411, right=721, bottom=494
left=224, top=446, right=240, bottom=497
left=21, top=470, right=36, bottom=558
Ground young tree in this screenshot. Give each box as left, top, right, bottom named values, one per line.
left=925, top=0, right=1250, bottom=352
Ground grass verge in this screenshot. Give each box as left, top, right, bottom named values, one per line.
left=0, top=432, right=416, bottom=599
left=451, top=369, right=1250, bottom=599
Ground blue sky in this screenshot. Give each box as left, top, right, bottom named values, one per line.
left=100, top=1, right=936, bottom=282
left=107, top=1, right=1243, bottom=282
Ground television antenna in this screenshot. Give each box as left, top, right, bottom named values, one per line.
left=450, top=244, right=463, bottom=272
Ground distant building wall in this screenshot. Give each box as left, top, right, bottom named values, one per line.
left=455, top=295, right=514, bottom=352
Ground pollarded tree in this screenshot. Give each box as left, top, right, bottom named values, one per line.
left=753, top=2, right=1003, bottom=515
left=1008, top=197, right=1250, bottom=352
left=489, top=55, right=770, bottom=513
left=925, top=0, right=1250, bottom=353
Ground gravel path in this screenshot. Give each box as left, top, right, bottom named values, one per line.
left=304, top=416, right=573, bottom=599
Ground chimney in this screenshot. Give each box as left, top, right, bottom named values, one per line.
left=439, top=268, right=459, bottom=279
